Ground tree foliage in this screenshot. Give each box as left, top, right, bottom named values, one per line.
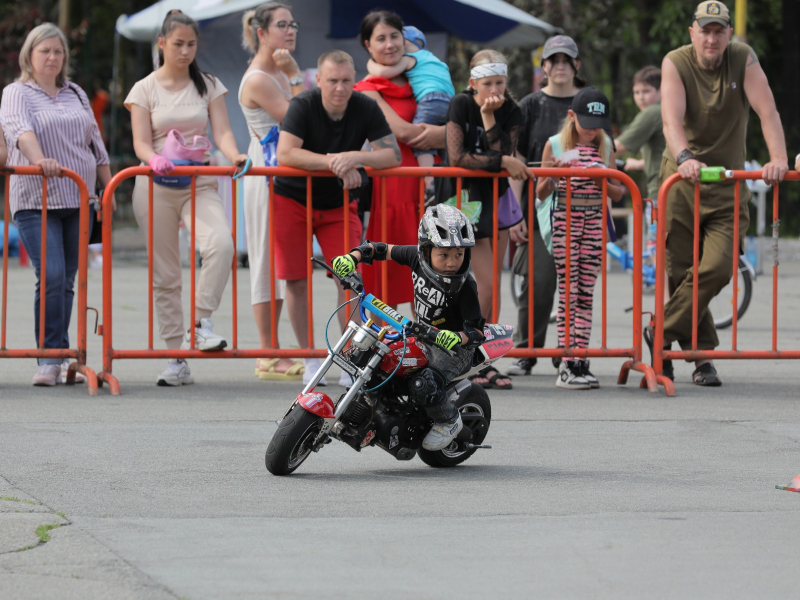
left=448, top=0, right=799, bottom=232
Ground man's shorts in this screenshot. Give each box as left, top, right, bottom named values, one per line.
left=273, top=193, right=363, bottom=281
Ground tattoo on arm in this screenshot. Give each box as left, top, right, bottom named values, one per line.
left=372, top=133, right=402, bottom=163
left=747, top=50, right=759, bottom=67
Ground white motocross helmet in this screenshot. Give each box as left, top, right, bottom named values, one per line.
left=417, top=204, right=475, bottom=295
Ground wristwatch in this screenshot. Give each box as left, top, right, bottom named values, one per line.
left=676, top=149, right=695, bottom=166
left=288, top=76, right=304, bottom=87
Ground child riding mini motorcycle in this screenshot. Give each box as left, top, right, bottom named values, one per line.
left=332, top=204, right=486, bottom=451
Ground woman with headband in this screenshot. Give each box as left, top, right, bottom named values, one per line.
left=445, top=49, right=531, bottom=390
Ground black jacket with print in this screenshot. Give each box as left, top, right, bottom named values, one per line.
left=389, top=245, right=482, bottom=334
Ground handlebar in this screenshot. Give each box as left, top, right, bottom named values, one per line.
left=311, top=257, right=455, bottom=354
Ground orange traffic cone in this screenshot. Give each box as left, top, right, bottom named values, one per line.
left=776, top=475, right=800, bottom=492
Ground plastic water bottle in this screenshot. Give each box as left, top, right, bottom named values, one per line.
left=699, top=166, right=727, bottom=182
left=745, top=235, right=758, bottom=267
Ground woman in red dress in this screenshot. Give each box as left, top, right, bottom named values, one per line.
left=354, top=11, right=446, bottom=309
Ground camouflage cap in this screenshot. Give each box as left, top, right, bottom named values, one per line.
left=694, top=1, right=731, bottom=27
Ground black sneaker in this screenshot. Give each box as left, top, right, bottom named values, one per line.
left=643, top=326, right=674, bottom=381
left=505, top=357, right=536, bottom=376
left=578, top=360, right=599, bottom=388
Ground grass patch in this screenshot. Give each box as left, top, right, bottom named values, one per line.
left=55, top=511, right=67, bottom=519
left=35, top=523, right=61, bottom=543
left=0, top=496, right=38, bottom=505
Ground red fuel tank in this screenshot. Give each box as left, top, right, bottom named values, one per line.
left=379, top=337, right=429, bottom=376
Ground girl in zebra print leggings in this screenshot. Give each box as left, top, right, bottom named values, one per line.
left=537, top=88, right=624, bottom=389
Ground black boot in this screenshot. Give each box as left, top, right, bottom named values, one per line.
left=643, top=325, right=674, bottom=381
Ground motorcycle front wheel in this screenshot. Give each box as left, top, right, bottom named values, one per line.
left=418, top=382, right=492, bottom=468
left=265, top=405, right=323, bottom=476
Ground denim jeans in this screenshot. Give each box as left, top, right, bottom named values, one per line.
left=14, top=208, right=83, bottom=365
left=412, top=92, right=452, bottom=158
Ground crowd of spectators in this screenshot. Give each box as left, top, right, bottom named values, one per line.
left=0, top=1, right=794, bottom=390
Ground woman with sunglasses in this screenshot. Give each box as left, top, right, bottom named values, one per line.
left=240, top=3, right=307, bottom=382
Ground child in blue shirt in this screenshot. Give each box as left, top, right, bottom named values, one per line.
left=367, top=26, right=455, bottom=192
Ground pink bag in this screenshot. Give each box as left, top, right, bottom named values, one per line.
left=162, top=129, right=212, bottom=163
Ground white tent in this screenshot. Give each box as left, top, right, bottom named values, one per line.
left=115, top=0, right=558, bottom=152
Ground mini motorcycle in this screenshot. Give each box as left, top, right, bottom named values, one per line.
left=265, top=258, right=515, bottom=476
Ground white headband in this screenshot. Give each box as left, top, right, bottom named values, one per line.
left=470, top=63, right=507, bottom=80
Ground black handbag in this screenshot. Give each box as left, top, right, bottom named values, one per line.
left=68, top=84, right=104, bottom=245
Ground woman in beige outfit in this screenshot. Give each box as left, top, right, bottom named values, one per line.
left=126, top=10, right=247, bottom=386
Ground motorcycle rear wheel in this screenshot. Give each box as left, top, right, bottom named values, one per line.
left=265, top=405, right=323, bottom=476
left=418, top=382, right=492, bottom=468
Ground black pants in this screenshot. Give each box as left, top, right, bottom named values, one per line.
left=512, top=227, right=557, bottom=349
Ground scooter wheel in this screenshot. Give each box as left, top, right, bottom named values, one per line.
left=265, top=405, right=323, bottom=476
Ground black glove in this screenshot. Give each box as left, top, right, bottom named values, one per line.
left=350, top=239, right=388, bottom=265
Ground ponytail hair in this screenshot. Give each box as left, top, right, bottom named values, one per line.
left=242, top=2, right=292, bottom=56
left=466, top=49, right=516, bottom=104
left=158, top=10, right=212, bottom=97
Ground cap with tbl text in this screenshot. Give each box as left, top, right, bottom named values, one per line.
left=542, top=35, right=579, bottom=60
left=571, top=87, right=614, bottom=143
left=694, top=1, right=731, bottom=27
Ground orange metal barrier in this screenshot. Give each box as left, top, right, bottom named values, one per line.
left=1, top=166, right=98, bottom=393
left=518, top=168, right=656, bottom=389
left=96, top=165, right=654, bottom=394
left=652, top=171, right=800, bottom=396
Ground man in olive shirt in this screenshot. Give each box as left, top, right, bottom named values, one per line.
left=658, top=0, right=788, bottom=385
left=616, top=66, right=665, bottom=201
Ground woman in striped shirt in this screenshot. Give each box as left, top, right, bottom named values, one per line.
left=0, top=118, right=7, bottom=167
left=0, top=23, right=111, bottom=387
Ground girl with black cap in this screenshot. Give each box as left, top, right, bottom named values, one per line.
left=537, top=87, right=623, bottom=390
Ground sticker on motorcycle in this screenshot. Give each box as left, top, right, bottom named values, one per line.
left=370, top=298, right=405, bottom=327
left=482, top=338, right=513, bottom=359
left=304, top=394, right=324, bottom=407
left=389, top=435, right=399, bottom=450
left=360, top=430, right=376, bottom=448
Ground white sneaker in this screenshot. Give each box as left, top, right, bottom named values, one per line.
left=32, top=364, right=61, bottom=387
left=303, top=358, right=327, bottom=387
left=556, top=361, right=591, bottom=390
left=181, top=318, right=227, bottom=351
left=59, top=360, right=86, bottom=384
left=157, top=359, right=194, bottom=386
left=422, top=413, right=463, bottom=451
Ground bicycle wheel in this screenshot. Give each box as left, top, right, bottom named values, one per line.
left=710, top=257, right=752, bottom=330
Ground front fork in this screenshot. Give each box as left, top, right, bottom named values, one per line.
left=301, top=326, right=357, bottom=394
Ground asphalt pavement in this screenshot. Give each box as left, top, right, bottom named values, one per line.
left=1, top=255, right=799, bottom=599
